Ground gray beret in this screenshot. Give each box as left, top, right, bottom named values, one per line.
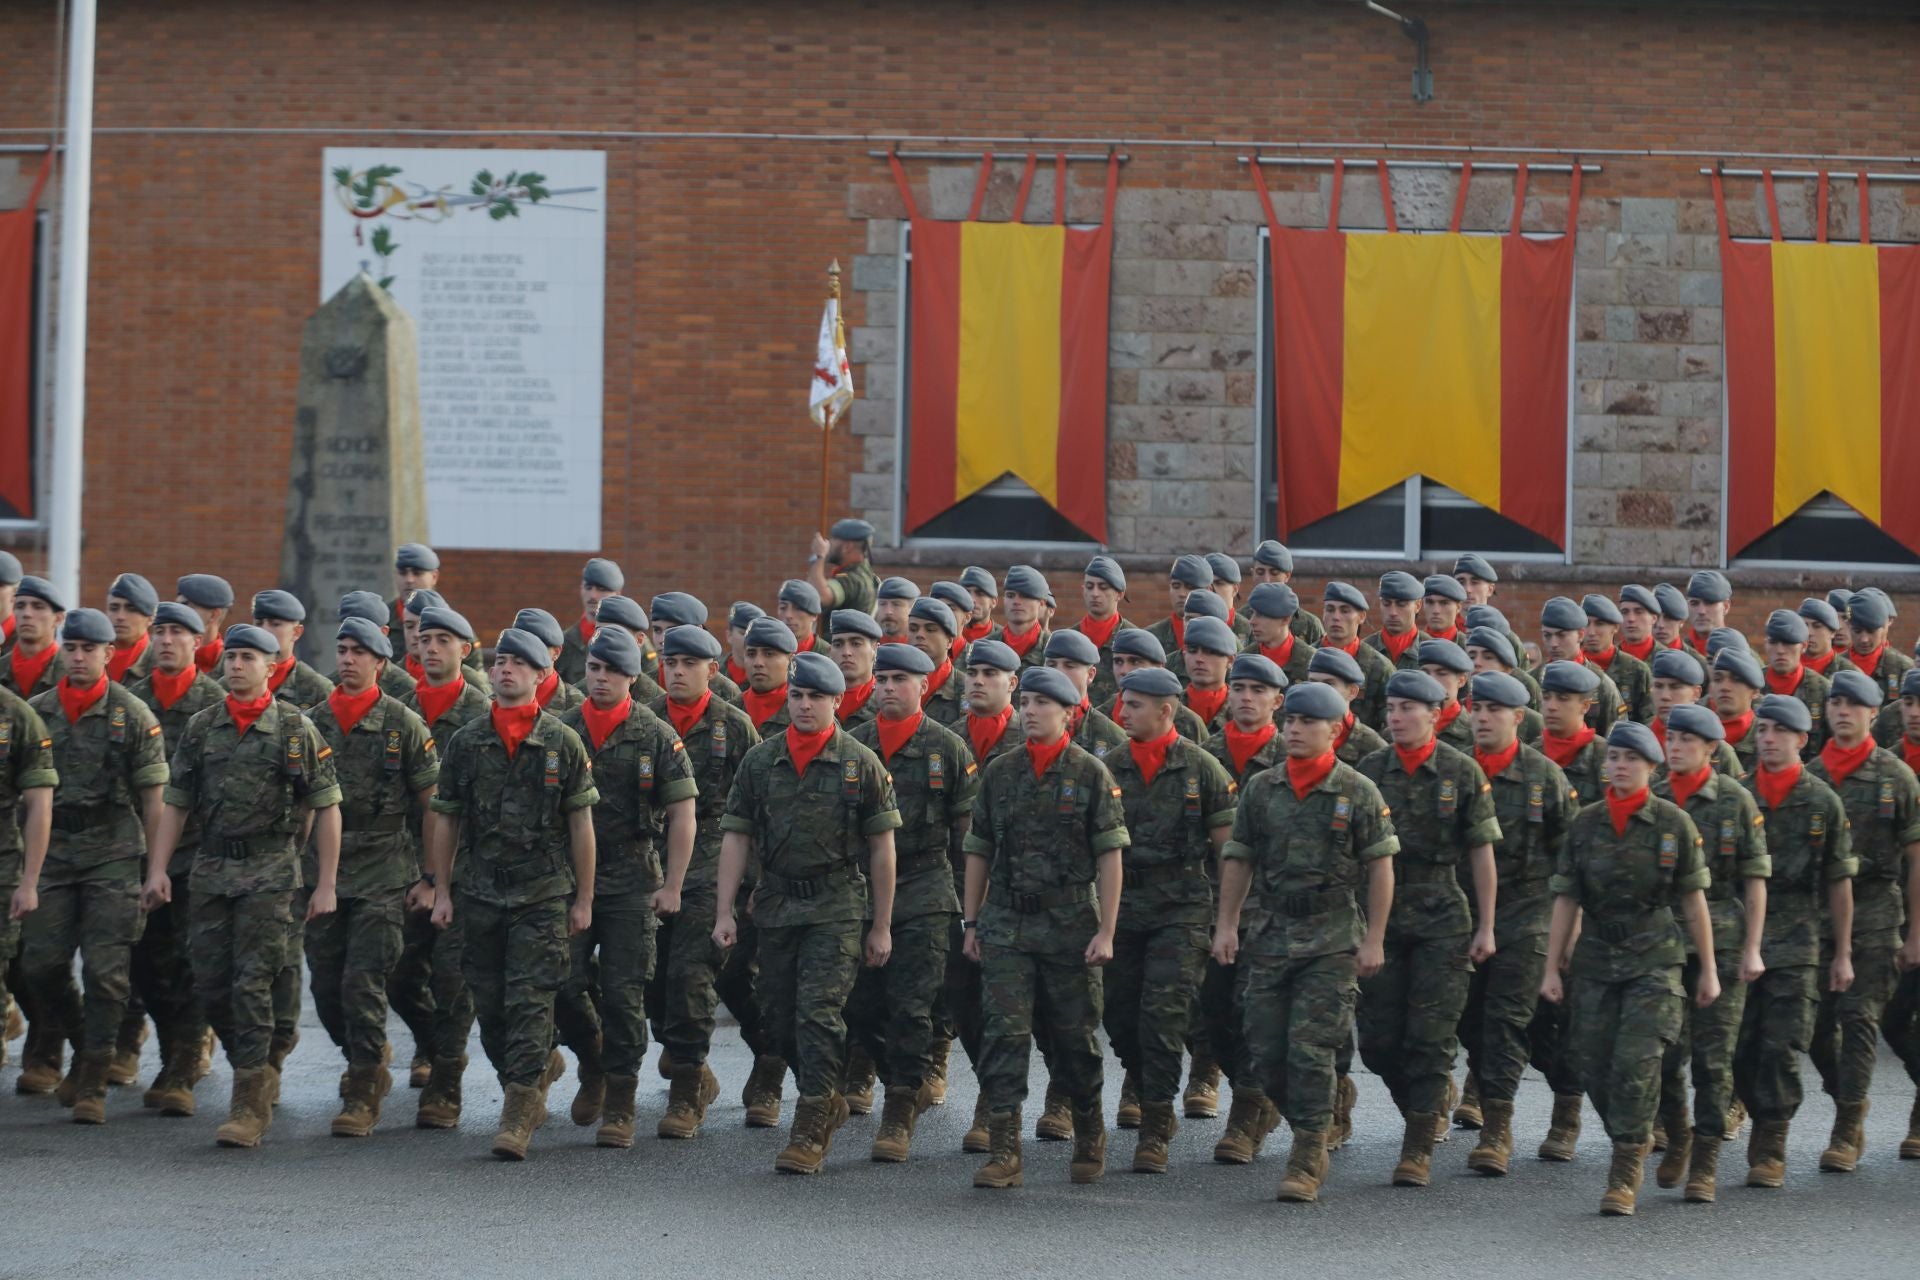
left=1607, top=719, right=1664, bottom=765
left=960, top=566, right=998, bottom=597
left=595, top=595, right=649, bottom=634
left=588, top=626, right=644, bottom=677
left=1378, top=571, right=1423, bottom=603
left=1119, top=667, right=1185, bottom=699
left=339, top=590, right=388, bottom=625
left=1619, top=584, right=1660, bottom=615
left=830, top=518, right=875, bottom=542
left=416, top=607, right=474, bottom=642
left=908, top=597, right=957, bottom=635
left=1002, top=565, right=1050, bottom=601
left=1755, top=692, right=1812, bottom=733
left=964, top=639, right=1020, bottom=672
left=1666, top=703, right=1725, bottom=742
left=875, top=643, right=935, bottom=676
left=1465, top=626, right=1517, bottom=669
left=1253, top=540, right=1294, bottom=573
left=878, top=576, right=921, bottom=602
left=1798, top=597, right=1842, bottom=631
left=16, top=575, right=64, bottom=612
left=1308, top=645, right=1365, bottom=684
left=1183, top=590, right=1229, bottom=621
left=1324, top=581, right=1368, bottom=611
left=1112, top=628, right=1167, bottom=664
left=1422, top=574, right=1467, bottom=604
left=223, top=623, right=280, bottom=656
left=1827, top=588, right=1854, bottom=616
left=1903, top=668, right=1920, bottom=699
left=1385, top=669, right=1447, bottom=706
left=779, top=579, right=822, bottom=616
left=1018, top=665, right=1082, bottom=708
left=650, top=592, right=708, bottom=628
left=1285, top=682, right=1351, bottom=721
left=1864, top=586, right=1896, bottom=619
left=1828, top=668, right=1883, bottom=709
left=1540, top=660, right=1601, bottom=696
left=1582, top=594, right=1623, bottom=626
left=1540, top=597, right=1587, bottom=631
left=394, top=543, right=439, bottom=572
left=1650, top=648, right=1706, bottom=685
left=930, top=581, right=973, bottom=614
left=1465, top=604, right=1509, bottom=633
left=1686, top=570, right=1732, bottom=604
left=0, top=551, right=18, bottom=585
left=1848, top=590, right=1890, bottom=631
left=336, top=616, right=392, bottom=660
left=1084, top=556, right=1127, bottom=593
left=251, top=589, right=306, bottom=623
left=152, top=601, right=205, bottom=635
left=1712, top=648, right=1764, bottom=690
left=1183, top=616, right=1239, bottom=656
left=582, top=558, right=625, bottom=592
left=61, top=607, right=115, bottom=645
left=829, top=609, right=883, bottom=641
left=1247, top=582, right=1299, bottom=620
left=661, top=625, right=722, bottom=661
left=404, top=588, right=446, bottom=618
left=1044, top=629, right=1101, bottom=666
left=108, top=572, right=158, bottom=616
left=1417, top=637, right=1473, bottom=675
left=176, top=574, right=234, bottom=610
left=494, top=627, right=554, bottom=671
left=1469, top=671, right=1530, bottom=709
left=1654, top=583, right=1690, bottom=621
left=1706, top=627, right=1751, bottom=660
left=1205, top=553, right=1242, bottom=585
left=1170, top=555, right=1214, bottom=589
left=513, top=608, right=564, bottom=650
left=730, top=601, right=766, bottom=631
left=1228, top=653, right=1287, bottom=689
left=1453, top=553, right=1497, bottom=583
left=1764, top=610, right=1809, bottom=645
left=744, top=616, right=798, bottom=654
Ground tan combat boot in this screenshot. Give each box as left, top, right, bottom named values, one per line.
left=658, top=1062, right=721, bottom=1139
left=1435, top=1077, right=1458, bottom=1144
left=1745, top=1117, right=1789, bottom=1187
left=925, top=1036, right=951, bottom=1107
left=215, top=1067, right=274, bottom=1148
left=108, top=1018, right=147, bottom=1087
left=775, top=1092, right=850, bottom=1174
left=656, top=1046, right=676, bottom=1081
left=414, top=1055, right=467, bottom=1129
left=962, top=1090, right=993, bottom=1153
left=265, top=1028, right=298, bottom=1105
left=69, top=1051, right=113, bottom=1125
left=1453, top=1070, right=1483, bottom=1129
left=1275, top=1127, right=1329, bottom=1202
left=973, top=1111, right=1023, bottom=1188
left=1684, top=1134, right=1723, bottom=1202
left=843, top=1044, right=878, bottom=1116
left=1467, top=1097, right=1514, bottom=1175
left=1116, top=1070, right=1142, bottom=1129
left=870, top=1084, right=924, bottom=1162
left=1819, top=1099, right=1868, bottom=1172
left=1391, top=1112, right=1440, bottom=1186
left=537, top=1049, right=566, bottom=1104
left=56, top=1054, right=83, bottom=1107
left=1213, top=1086, right=1273, bottom=1164
left=1724, top=1096, right=1747, bottom=1139
left=1035, top=1081, right=1073, bottom=1141
left=1068, top=1101, right=1107, bottom=1183
left=1328, top=1074, right=1356, bottom=1151
left=570, top=1037, right=606, bottom=1127
left=331, top=1063, right=393, bottom=1138
left=14, top=1026, right=63, bottom=1095
left=408, top=1054, right=432, bottom=1089
left=1183, top=1048, right=1221, bottom=1119
left=743, top=1054, right=787, bottom=1128
left=1903, top=1094, right=1920, bottom=1160
left=146, top=1036, right=200, bottom=1118
left=3, top=998, right=20, bottom=1041
left=1132, top=1099, right=1178, bottom=1174
left=1656, top=1102, right=1692, bottom=1187
left=1538, top=1092, right=1583, bottom=1161
left=490, top=1083, right=544, bottom=1160
left=597, top=1074, right=640, bottom=1148
left=1599, top=1139, right=1645, bottom=1215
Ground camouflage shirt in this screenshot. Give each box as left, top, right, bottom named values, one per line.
left=1345, top=641, right=1398, bottom=731
left=1290, top=610, right=1326, bottom=647
left=430, top=711, right=599, bottom=909
left=1474, top=744, right=1577, bottom=944
left=1335, top=715, right=1388, bottom=767
left=1357, top=740, right=1501, bottom=940
left=1807, top=747, right=1920, bottom=947
left=29, top=682, right=169, bottom=872
left=822, top=560, right=882, bottom=620
left=1779, top=665, right=1831, bottom=757
left=165, top=698, right=343, bottom=897
left=227, top=660, right=334, bottom=712
left=851, top=715, right=978, bottom=921
left=922, top=664, right=967, bottom=730
left=1743, top=769, right=1857, bottom=968
left=556, top=619, right=591, bottom=687
left=1072, top=704, right=1128, bottom=762
left=1, top=646, right=64, bottom=699
left=1546, top=735, right=1609, bottom=809
left=1656, top=769, right=1769, bottom=955
left=1871, top=703, right=1905, bottom=751
left=1552, top=795, right=1708, bottom=982
left=127, top=668, right=227, bottom=872
left=306, top=693, right=439, bottom=899
left=1238, top=636, right=1316, bottom=690
left=376, top=661, right=418, bottom=701
left=1202, top=725, right=1285, bottom=788
left=1223, top=760, right=1397, bottom=960
left=1104, top=735, right=1238, bottom=928
left=537, top=672, right=587, bottom=715
left=707, top=670, right=745, bottom=708
left=559, top=699, right=698, bottom=899
left=1364, top=628, right=1429, bottom=673
left=645, top=691, right=759, bottom=888
left=1074, top=616, right=1137, bottom=708
left=1598, top=648, right=1655, bottom=725
left=1579, top=663, right=1632, bottom=734
left=405, top=677, right=492, bottom=736
left=0, top=687, right=57, bottom=889
left=1862, top=647, right=1915, bottom=707
left=1169, top=700, right=1213, bottom=744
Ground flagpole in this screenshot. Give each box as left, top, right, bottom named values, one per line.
left=817, top=259, right=843, bottom=538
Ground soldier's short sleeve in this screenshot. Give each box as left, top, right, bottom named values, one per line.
left=560, top=729, right=599, bottom=811
left=962, top=770, right=996, bottom=858
left=1088, top=761, right=1130, bottom=854
left=1892, top=760, right=1920, bottom=847
left=1199, top=751, right=1237, bottom=831
left=301, top=717, right=344, bottom=810
left=428, top=729, right=469, bottom=816
left=1221, top=772, right=1267, bottom=863
left=860, top=750, right=902, bottom=836
left=719, top=747, right=764, bottom=836
left=162, top=718, right=203, bottom=810
left=1460, top=758, right=1502, bottom=848
left=1734, top=787, right=1771, bottom=880
left=13, top=701, right=57, bottom=791
left=1543, top=759, right=1576, bottom=856
left=1672, top=810, right=1710, bottom=893
left=126, top=698, right=171, bottom=789
left=652, top=722, right=699, bottom=806
left=403, top=710, right=441, bottom=794
left=1823, top=791, right=1858, bottom=880
left=1549, top=823, right=1581, bottom=899
left=1352, top=776, right=1399, bottom=862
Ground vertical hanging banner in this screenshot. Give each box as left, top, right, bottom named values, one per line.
left=0, top=156, right=50, bottom=520
left=1257, top=160, right=1576, bottom=547
left=891, top=152, right=1117, bottom=541
left=320, top=148, right=606, bottom=551
left=1716, top=168, right=1920, bottom=558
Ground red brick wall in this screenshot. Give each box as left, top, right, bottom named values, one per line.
left=3, top=1, right=1918, bottom=639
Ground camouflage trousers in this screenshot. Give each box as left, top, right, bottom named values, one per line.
left=1458, top=932, right=1548, bottom=1103
left=129, top=870, right=206, bottom=1064
left=648, top=884, right=767, bottom=1066
left=555, top=890, right=657, bottom=1077
left=190, top=888, right=293, bottom=1070
left=943, top=913, right=985, bottom=1066
left=271, top=887, right=305, bottom=1060
left=978, top=943, right=1104, bottom=1115
left=458, top=893, right=570, bottom=1088
left=1734, top=962, right=1818, bottom=1123
left=19, top=859, right=146, bottom=1055
left=1357, top=931, right=1470, bottom=1115
left=1886, top=964, right=1920, bottom=1086
left=305, top=888, right=407, bottom=1068
left=1199, top=944, right=1247, bottom=1087
left=756, top=921, right=862, bottom=1098
left=1527, top=989, right=1584, bottom=1094
left=1241, top=950, right=1357, bottom=1132
left=1658, top=950, right=1749, bottom=1139
left=845, top=911, right=950, bottom=1092
left=385, top=906, right=440, bottom=1063
left=1812, top=937, right=1900, bottom=1105
left=1567, top=967, right=1685, bottom=1145
left=1103, top=920, right=1208, bottom=1103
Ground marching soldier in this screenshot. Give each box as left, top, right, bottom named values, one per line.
left=1249, top=541, right=1324, bottom=645
left=1539, top=597, right=1628, bottom=733
left=725, top=602, right=764, bottom=689
left=1415, top=639, right=1474, bottom=752
left=1759, top=609, right=1830, bottom=756
left=1452, top=553, right=1500, bottom=608
left=1844, top=590, right=1912, bottom=707
left=1145, top=557, right=1214, bottom=664
left=1109, top=629, right=1210, bottom=742
left=806, top=517, right=882, bottom=621
left=1243, top=582, right=1316, bottom=688
left=1463, top=626, right=1545, bottom=743
left=1305, top=646, right=1390, bottom=769
left=1044, top=631, right=1126, bottom=759
left=388, top=542, right=441, bottom=633
left=1204, top=553, right=1253, bottom=648
left=5, top=576, right=66, bottom=699
left=1468, top=603, right=1535, bottom=686
left=1320, top=582, right=1394, bottom=730
left=995, top=566, right=1053, bottom=666
left=928, top=582, right=977, bottom=665
left=586, top=596, right=666, bottom=700
left=398, top=588, right=489, bottom=694
left=1583, top=595, right=1654, bottom=724
left=1683, top=571, right=1734, bottom=655
left=776, top=580, right=825, bottom=653
left=104, top=574, right=158, bottom=684
left=740, top=616, right=797, bottom=733
left=1649, top=649, right=1746, bottom=779
left=826, top=609, right=883, bottom=730
left=1179, top=616, right=1240, bottom=737
left=245, top=590, right=335, bottom=708
left=1073, top=556, right=1134, bottom=707
left=0, top=551, right=18, bottom=656
left=1163, top=590, right=1231, bottom=684
left=1652, top=583, right=1690, bottom=653
left=0, top=679, right=55, bottom=1083
left=648, top=593, right=740, bottom=704
left=1366, top=572, right=1428, bottom=671
left=874, top=577, right=920, bottom=641
left=1711, top=648, right=1766, bottom=775
left=905, top=598, right=964, bottom=728
left=957, top=567, right=999, bottom=645
left=1616, top=585, right=1664, bottom=665
left=513, top=608, right=588, bottom=714
left=1420, top=574, right=1468, bottom=644
left=174, top=574, right=235, bottom=675
left=338, top=591, right=416, bottom=699
left=1799, top=597, right=1851, bottom=679
left=556, top=557, right=626, bottom=687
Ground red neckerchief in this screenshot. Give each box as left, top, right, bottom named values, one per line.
left=1260, top=632, right=1296, bottom=668
left=0, top=615, right=11, bottom=642
left=1651, top=715, right=1667, bottom=743
left=786, top=723, right=835, bottom=776
left=1903, top=736, right=1920, bottom=778
left=1186, top=682, right=1229, bottom=725
left=1474, top=738, right=1520, bottom=780
left=1588, top=644, right=1617, bottom=671
left=1686, top=628, right=1711, bottom=655
left=57, top=675, right=109, bottom=724
left=1380, top=628, right=1420, bottom=662
left=1765, top=664, right=1805, bottom=696
left=921, top=659, right=953, bottom=704
left=580, top=695, right=631, bottom=750
left=1335, top=712, right=1355, bottom=751
left=1720, top=711, right=1754, bottom=745
left=968, top=704, right=1015, bottom=761
left=414, top=674, right=466, bottom=727
left=948, top=634, right=967, bottom=663
left=1620, top=634, right=1657, bottom=663
left=194, top=634, right=224, bottom=673
left=107, top=632, right=150, bottom=683
left=491, top=701, right=540, bottom=759
left=795, top=633, right=818, bottom=654
left=1853, top=645, right=1885, bottom=678
left=1820, top=736, right=1875, bottom=787
left=579, top=615, right=597, bottom=645
left=1434, top=700, right=1464, bottom=736
left=1026, top=732, right=1071, bottom=779
left=1541, top=725, right=1597, bottom=767
left=1606, top=785, right=1650, bottom=836
left=148, top=664, right=199, bottom=710
left=1430, top=622, right=1460, bottom=643
left=1002, top=622, right=1043, bottom=660
left=1394, top=734, right=1438, bottom=774
left=1804, top=647, right=1838, bottom=675
left=1225, top=721, right=1277, bottom=775
left=962, top=620, right=993, bottom=644
left=10, top=642, right=57, bottom=693
left=1755, top=761, right=1802, bottom=810
left=1669, top=765, right=1713, bottom=808
left=267, top=658, right=297, bottom=694
left=1128, top=727, right=1179, bottom=786
left=1079, top=612, right=1122, bottom=649
left=534, top=669, right=564, bottom=708
left=327, top=682, right=382, bottom=736
left=876, top=711, right=921, bottom=762
left=725, top=655, right=749, bottom=686
left=1334, top=635, right=1362, bottom=657
left=1168, top=615, right=1187, bottom=651
left=743, top=683, right=787, bottom=728
left=667, top=690, right=711, bottom=739
left=839, top=679, right=876, bottom=723
left=1287, top=749, right=1337, bottom=800
left=226, top=690, right=274, bottom=737
left=405, top=653, right=427, bottom=684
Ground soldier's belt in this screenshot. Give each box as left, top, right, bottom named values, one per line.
left=1274, top=888, right=1350, bottom=916
left=216, top=832, right=291, bottom=860
left=763, top=866, right=861, bottom=900
left=340, top=813, right=408, bottom=836
left=988, top=883, right=1094, bottom=914
left=1122, top=860, right=1203, bottom=890
left=50, top=803, right=118, bottom=834
left=894, top=847, right=951, bottom=875
left=1589, top=906, right=1674, bottom=945
left=1395, top=863, right=1460, bottom=885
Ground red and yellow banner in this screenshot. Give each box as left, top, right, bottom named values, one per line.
left=0, top=156, right=47, bottom=519
left=890, top=153, right=1116, bottom=541
left=1258, top=160, right=1574, bottom=547
left=1718, top=171, right=1920, bottom=556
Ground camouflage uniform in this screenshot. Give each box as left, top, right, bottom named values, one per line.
left=823, top=561, right=882, bottom=620
left=1734, top=769, right=1856, bottom=1122
left=537, top=672, right=586, bottom=716
left=963, top=742, right=1129, bottom=1115
left=1075, top=618, right=1137, bottom=708
left=0, top=689, right=57, bottom=1052
left=1, top=647, right=64, bottom=699
left=1238, top=636, right=1315, bottom=690
left=1529, top=735, right=1609, bottom=1094
left=1598, top=649, right=1655, bottom=725
left=1862, top=648, right=1915, bottom=708
left=166, top=698, right=341, bottom=1069
left=1355, top=741, right=1500, bottom=1116
left=430, top=710, right=598, bottom=1086
left=376, top=661, right=417, bottom=701
left=1726, top=725, right=1760, bottom=777
left=1167, top=701, right=1212, bottom=744
left=1363, top=629, right=1428, bottom=673
left=1553, top=795, right=1708, bottom=1144
left=942, top=711, right=1025, bottom=1068
left=1783, top=667, right=1832, bottom=757
left=1341, top=642, right=1397, bottom=731
left=921, top=664, right=967, bottom=731
left=720, top=726, right=899, bottom=1097
left=230, top=661, right=333, bottom=710
left=1335, top=715, right=1387, bottom=768
left=1579, top=664, right=1631, bottom=734
left=1289, top=610, right=1326, bottom=647
left=1072, top=705, right=1128, bottom=761
left=304, top=693, right=438, bottom=1066
left=555, top=700, right=697, bottom=1077
left=1198, top=727, right=1285, bottom=1090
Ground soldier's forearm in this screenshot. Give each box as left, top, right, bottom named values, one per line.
left=1215, top=860, right=1251, bottom=932
left=568, top=807, right=596, bottom=902
left=715, top=832, right=749, bottom=916
left=962, top=852, right=987, bottom=918
left=1828, top=880, right=1854, bottom=956
left=144, top=804, right=186, bottom=882
left=1743, top=879, right=1767, bottom=957
left=867, top=831, right=896, bottom=931
left=19, top=789, right=52, bottom=885
left=1682, top=888, right=1716, bottom=964
left=1470, top=842, right=1497, bottom=930
left=1365, top=858, right=1394, bottom=946
left=1545, top=896, right=1579, bottom=971
left=661, top=799, right=696, bottom=893
left=427, top=813, right=457, bottom=887
left=1094, top=849, right=1122, bottom=940
left=312, top=806, right=342, bottom=891
left=140, top=786, right=165, bottom=855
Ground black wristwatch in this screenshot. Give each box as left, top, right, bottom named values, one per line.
left=961, top=918, right=978, bottom=930
left=418, top=872, right=437, bottom=888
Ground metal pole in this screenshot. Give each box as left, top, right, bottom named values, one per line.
left=47, top=0, right=96, bottom=606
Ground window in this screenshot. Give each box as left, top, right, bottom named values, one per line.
left=1734, top=494, right=1918, bottom=570
left=0, top=207, right=47, bottom=526
left=1252, top=225, right=1566, bottom=560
